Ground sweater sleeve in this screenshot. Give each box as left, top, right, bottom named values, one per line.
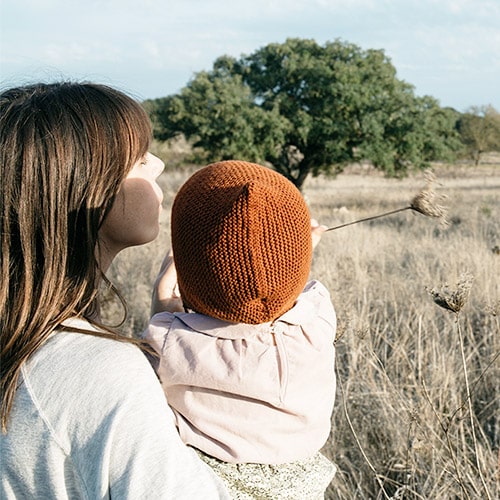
left=92, top=341, right=230, bottom=499
left=6, top=331, right=229, bottom=499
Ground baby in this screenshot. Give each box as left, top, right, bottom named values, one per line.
left=144, top=160, right=337, bottom=499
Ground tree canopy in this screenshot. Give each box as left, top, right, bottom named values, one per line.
left=149, top=38, right=463, bottom=189
left=457, top=105, right=500, bottom=165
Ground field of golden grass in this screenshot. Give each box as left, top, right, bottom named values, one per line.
left=104, top=161, right=499, bottom=499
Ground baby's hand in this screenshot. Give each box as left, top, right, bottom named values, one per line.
left=311, top=219, right=328, bottom=249
left=151, top=250, right=184, bottom=316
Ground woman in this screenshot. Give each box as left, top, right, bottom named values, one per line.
left=0, top=82, right=229, bottom=499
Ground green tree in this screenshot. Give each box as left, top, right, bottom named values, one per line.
left=150, top=38, right=462, bottom=189
left=150, top=67, right=288, bottom=163
left=457, top=105, right=500, bottom=165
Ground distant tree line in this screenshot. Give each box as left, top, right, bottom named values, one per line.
left=144, top=38, right=500, bottom=189
left=457, top=105, right=500, bottom=166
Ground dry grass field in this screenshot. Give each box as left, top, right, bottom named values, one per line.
left=103, top=160, right=499, bottom=499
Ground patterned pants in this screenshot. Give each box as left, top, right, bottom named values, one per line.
left=194, top=449, right=336, bottom=500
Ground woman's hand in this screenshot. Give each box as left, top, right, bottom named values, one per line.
left=311, top=219, right=328, bottom=249
left=151, top=250, right=184, bottom=316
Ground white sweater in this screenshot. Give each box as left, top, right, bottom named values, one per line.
left=0, top=318, right=229, bottom=499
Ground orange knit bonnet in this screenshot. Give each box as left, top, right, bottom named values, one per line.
left=171, top=160, right=313, bottom=324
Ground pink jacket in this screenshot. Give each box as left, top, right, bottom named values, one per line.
left=144, top=280, right=336, bottom=464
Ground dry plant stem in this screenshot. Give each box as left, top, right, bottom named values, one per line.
left=453, top=351, right=500, bottom=406
left=425, top=273, right=491, bottom=496
left=325, top=206, right=412, bottom=232
left=336, top=369, right=391, bottom=500
left=405, top=413, right=419, bottom=495
left=326, top=171, right=448, bottom=232
left=421, top=380, right=471, bottom=500
left=456, top=314, right=492, bottom=500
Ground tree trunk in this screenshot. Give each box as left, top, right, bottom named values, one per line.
left=473, top=150, right=481, bottom=166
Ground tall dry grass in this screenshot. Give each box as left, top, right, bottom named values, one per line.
left=103, top=162, right=499, bottom=499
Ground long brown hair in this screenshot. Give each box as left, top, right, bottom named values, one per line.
left=0, top=82, right=152, bottom=431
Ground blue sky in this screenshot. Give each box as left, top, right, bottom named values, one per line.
left=1, top=0, right=499, bottom=112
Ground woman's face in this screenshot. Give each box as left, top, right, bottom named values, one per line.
left=98, top=153, right=165, bottom=267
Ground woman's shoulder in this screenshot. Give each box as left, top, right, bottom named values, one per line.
left=47, top=321, right=144, bottom=362
left=26, top=321, right=156, bottom=396
left=21, top=322, right=167, bottom=446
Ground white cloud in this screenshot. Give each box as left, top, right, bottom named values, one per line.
left=430, top=0, right=500, bottom=17
left=1, top=0, right=498, bottom=109
left=413, top=24, right=500, bottom=68
left=41, top=42, right=122, bottom=65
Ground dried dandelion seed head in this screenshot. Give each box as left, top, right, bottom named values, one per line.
left=335, top=311, right=370, bottom=342
left=485, top=300, right=500, bottom=317
left=410, top=170, right=449, bottom=225
left=426, top=272, right=474, bottom=314
left=325, top=170, right=450, bottom=232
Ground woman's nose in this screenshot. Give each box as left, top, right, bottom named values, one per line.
left=148, top=153, right=165, bottom=178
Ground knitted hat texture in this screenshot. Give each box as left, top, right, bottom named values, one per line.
left=171, top=160, right=312, bottom=324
